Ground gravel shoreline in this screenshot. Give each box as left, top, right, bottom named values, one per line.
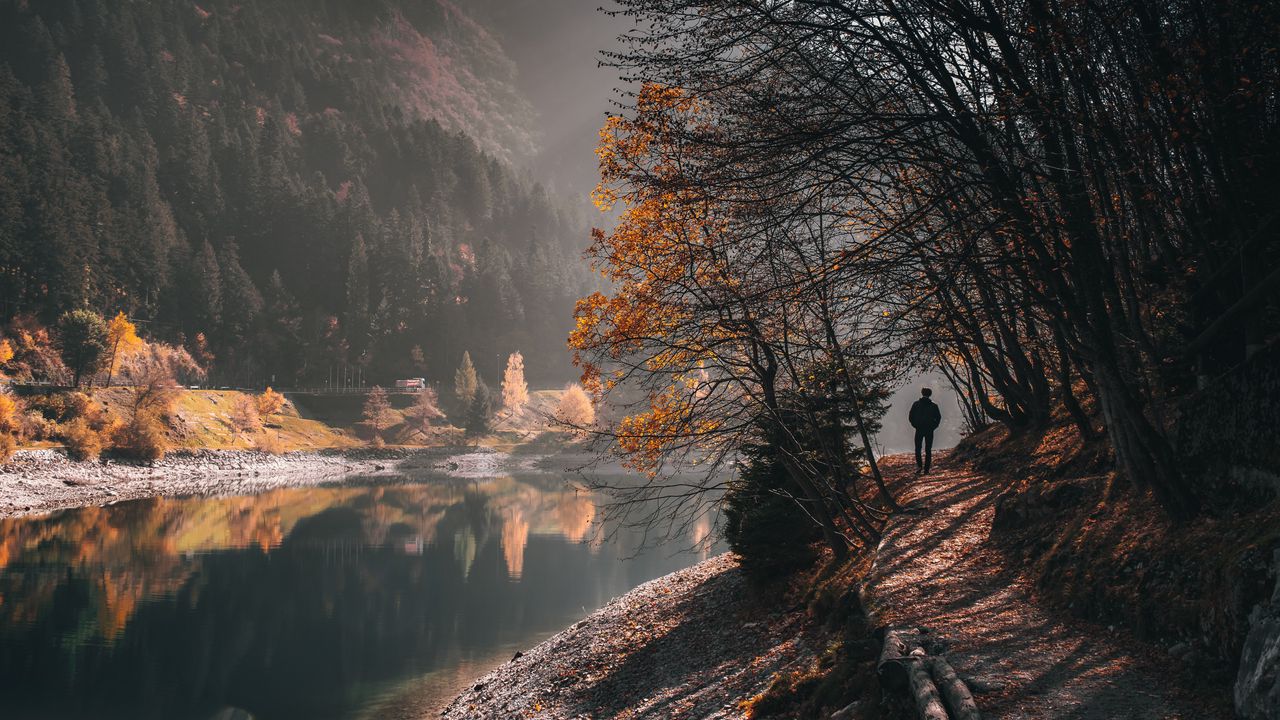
left=0, top=446, right=509, bottom=518
left=439, top=553, right=816, bottom=720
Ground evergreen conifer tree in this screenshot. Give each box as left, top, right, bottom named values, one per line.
left=465, top=380, right=492, bottom=438
left=454, top=350, right=477, bottom=407
left=57, top=309, right=109, bottom=387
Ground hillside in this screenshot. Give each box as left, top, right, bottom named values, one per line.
left=87, top=388, right=353, bottom=451
left=0, top=0, right=592, bottom=388
left=79, top=386, right=572, bottom=452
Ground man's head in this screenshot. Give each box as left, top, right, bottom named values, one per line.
left=921, top=387, right=933, bottom=398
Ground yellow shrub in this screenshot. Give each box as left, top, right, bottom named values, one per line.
left=66, top=392, right=102, bottom=423
left=231, top=395, right=262, bottom=433
left=113, top=411, right=170, bottom=461
left=556, top=383, right=596, bottom=431
left=257, top=387, right=286, bottom=416
left=63, top=418, right=109, bottom=461
left=0, top=393, right=21, bottom=436
left=21, top=411, right=53, bottom=441
left=0, top=394, right=24, bottom=458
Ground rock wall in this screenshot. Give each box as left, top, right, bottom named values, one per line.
left=1236, top=549, right=1280, bottom=719
left=1178, top=344, right=1280, bottom=500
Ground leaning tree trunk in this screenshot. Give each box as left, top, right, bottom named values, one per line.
left=1091, top=357, right=1197, bottom=517
left=817, top=311, right=901, bottom=512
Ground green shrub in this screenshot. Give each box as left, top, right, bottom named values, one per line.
left=464, top=381, right=494, bottom=437
left=724, top=441, right=822, bottom=583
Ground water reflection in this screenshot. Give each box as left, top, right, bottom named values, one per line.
left=0, top=472, right=717, bottom=720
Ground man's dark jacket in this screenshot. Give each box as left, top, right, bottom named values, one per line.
left=909, top=397, right=942, bottom=431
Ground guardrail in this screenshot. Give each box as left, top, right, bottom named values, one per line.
left=285, top=387, right=427, bottom=395
left=1, top=381, right=427, bottom=396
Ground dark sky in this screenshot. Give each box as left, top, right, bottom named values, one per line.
left=473, top=0, right=630, bottom=200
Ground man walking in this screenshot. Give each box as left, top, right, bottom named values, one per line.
left=909, top=388, right=942, bottom=474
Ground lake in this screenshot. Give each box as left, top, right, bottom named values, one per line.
left=0, top=470, right=718, bottom=720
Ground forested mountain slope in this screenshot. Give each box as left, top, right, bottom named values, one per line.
left=0, top=0, right=592, bottom=386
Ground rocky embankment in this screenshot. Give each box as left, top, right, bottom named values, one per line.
left=0, top=446, right=515, bottom=518
left=1236, top=549, right=1280, bottom=719
left=439, top=554, right=815, bottom=720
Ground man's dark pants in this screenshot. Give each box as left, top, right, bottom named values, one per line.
left=914, top=429, right=934, bottom=472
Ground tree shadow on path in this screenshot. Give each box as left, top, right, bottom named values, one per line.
left=865, top=452, right=1232, bottom=720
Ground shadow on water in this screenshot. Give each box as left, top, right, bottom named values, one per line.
left=0, top=471, right=718, bottom=720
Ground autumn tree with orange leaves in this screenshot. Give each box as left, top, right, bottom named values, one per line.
left=601, top=0, right=1280, bottom=521
left=571, top=85, right=900, bottom=557
left=501, top=352, right=529, bottom=413
left=104, top=312, right=142, bottom=388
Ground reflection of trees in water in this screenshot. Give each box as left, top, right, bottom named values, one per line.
left=690, top=513, right=712, bottom=561
left=0, top=478, right=615, bottom=638
left=0, top=501, right=200, bottom=649
left=501, top=508, right=529, bottom=578
left=555, top=493, right=595, bottom=544
left=453, top=525, right=478, bottom=578
left=0, top=474, right=715, bottom=719
left=564, top=469, right=728, bottom=557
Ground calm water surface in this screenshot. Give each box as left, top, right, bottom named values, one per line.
left=0, top=470, right=716, bottom=720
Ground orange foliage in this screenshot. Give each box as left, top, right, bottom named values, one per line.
left=0, top=393, right=23, bottom=436
left=113, top=369, right=181, bottom=461
left=231, top=395, right=262, bottom=434
left=112, top=412, right=169, bottom=461
left=105, top=312, right=143, bottom=385
left=555, top=384, right=596, bottom=432
left=501, top=509, right=530, bottom=579
left=257, top=387, right=286, bottom=416
left=57, top=393, right=120, bottom=461
left=64, top=417, right=111, bottom=461
left=571, top=84, right=747, bottom=473
left=4, top=315, right=70, bottom=383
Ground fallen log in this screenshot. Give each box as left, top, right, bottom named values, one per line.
left=876, top=626, right=983, bottom=720
left=877, top=626, right=918, bottom=691
left=829, top=699, right=861, bottom=720
left=929, top=656, right=982, bottom=720
left=908, top=652, right=950, bottom=720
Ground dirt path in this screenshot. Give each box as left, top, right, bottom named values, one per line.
left=863, top=452, right=1231, bottom=719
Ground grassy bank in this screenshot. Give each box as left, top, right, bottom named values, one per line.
left=8, top=386, right=581, bottom=459
left=156, top=389, right=355, bottom=451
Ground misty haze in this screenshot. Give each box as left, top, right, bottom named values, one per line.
left=0, top=2, right=1276, bottom=720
